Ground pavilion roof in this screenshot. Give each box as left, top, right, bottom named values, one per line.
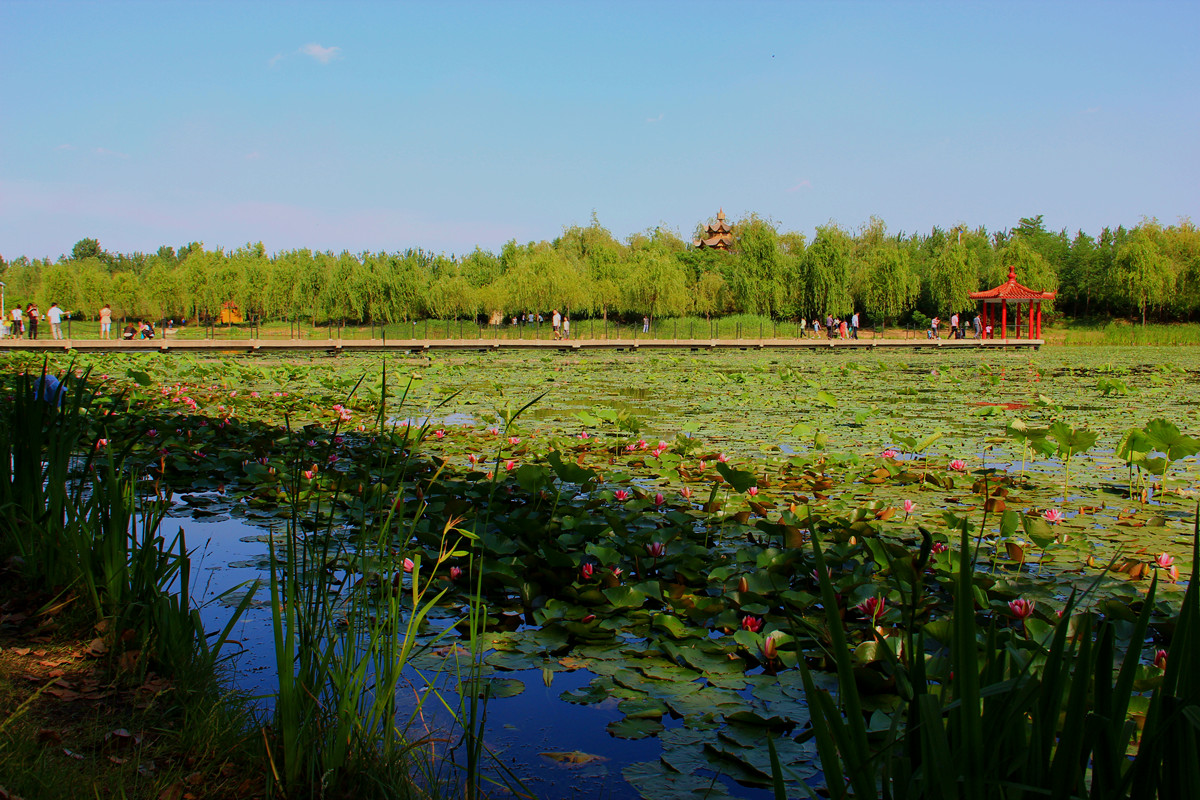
left=969, top=266, right=1057, bottom=301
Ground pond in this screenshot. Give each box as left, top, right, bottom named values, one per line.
left=18, top=345, right=1200, bottom=799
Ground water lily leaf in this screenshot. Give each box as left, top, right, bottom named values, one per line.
left=460, top=676, right=525, bottom=699
left=607, top=716, right=664, bottom=739
left=715, top=462, right=756, bottom=492
left=622, top=761, right=736, bottom=800
left=559, top=677, right=614, bottom=705
left=603, top=586, right=647, bottom=609
left=541, top=750, right=609, bottom=765
left=1022, top=515, right=1057, bottom=549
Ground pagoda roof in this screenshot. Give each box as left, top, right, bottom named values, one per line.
left=969, top=266, right=1057, bottom=301
left=696, top=233, right=734, bottom=249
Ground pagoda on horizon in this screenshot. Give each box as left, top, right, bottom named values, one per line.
left=694, top=208, right=734, bottom=250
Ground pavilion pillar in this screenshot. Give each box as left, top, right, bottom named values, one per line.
left=984, top=303, right=991, bottom=337
left=1036, top=303, right=1042, bottom=339
left=1001, top=301, right=1007, bottom=339
left=1027, top=303, right=1034, bottom=340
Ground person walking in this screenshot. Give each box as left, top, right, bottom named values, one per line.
left=850, top=311, right=860, bottom=339
left=47, top=302, right=64, bottom=339
left=838, top=318, right=848, bottom=340
left=950, top=313, right=960, bottom=339
left=26, top=304, right=39, bottom=339
left=812, top=318, right=821, bottom=338
left=973, top=314, right=982, bottom=339
left=10, top=305, right=24, bottom=339
left=562, top=315, right=570, bottom=340
left=99, top=303, right=112, bottom=339
left=551, top=309, right=562, bottom=340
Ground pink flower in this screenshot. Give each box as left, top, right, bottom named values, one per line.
left=303, top=469, right=315, bottom=479
left=250, top=391, right=259, bottom=398
left=578, top=431, right=590, bottom=439
left=626, top=444, right=637, bottom=452
left=741, top=615, right=764, bottom=633
left=229, top=391, right=237, bottom=397
left=653, top=492, right=665, bottom=506
left=680, top=486, right=693, bottom=499
left=717, top=453, right=729, bottom=463
left=146, top=429, right=157, bottom=437
left=505, top=460, right=516, bottom=471
left=1155, top=553, right=1175, bottom=569
left=581, top=614, right=596, bottom=624
left=881, top=449, right=897, bottom=459
left=579, top=562, right=594, bottom=580
left=435, top=429, right=446, bottom=438
left=1008, top=598, right=1036, bottom=620
left=488, top=427, right=499, bottom=435
left=333, top=435, right=344, bottom=444
left=614, top=489, right=632, bottom=501
left=508, top=436, right=520, bottom=445
left=646, top=542, right=666, bottom=558
left=697, top=460, right=706, bottom=471
left=762, top=631, right=782, bottom=660
left=747, top=486, right=759, bottom=497
left=949, top=459, right=967, bottom=472
left=637, top=439, right=648, bottom=450
left=903, top=499, right=916, bottom=514
left=403, top=558, right=415, bottom=573
left=467, top=454, right=478, bottom=465
left=306, top=439, right=318, bottom=447
left=95, top=438, right=108, bottom=449
left=611, top=566, right=623, bottom=577
left=931, top=542, right=948, bottom=554
left=327, top=454, right=339, bottom=464
left=857, top=596, right=885, bottom=620
left=450, top=566, right=463, bottom=581
left=1043, top=509, right=1064, bottom=524
left=1153, top=649, right=1168, bottom=670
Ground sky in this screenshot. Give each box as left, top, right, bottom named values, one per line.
left=2, top=1, right=1197, bottom=260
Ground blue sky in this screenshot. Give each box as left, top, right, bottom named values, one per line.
left=2, top=1, right=1197, bottom=260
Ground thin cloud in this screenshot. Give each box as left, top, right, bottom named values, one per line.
left=646, top=113, right=664, bottom=123
left=1084, top=106, right=1101, bottom=114
left=268, top=53, right=284, bottom=68
left=94, top=147, right=130, bottom=159
left=299, top=43, right=340, bottom=64
left=245, top=151, right=261, bottom=160
left=786, top=179, right=811, bottom=192
left=56, top=144, right=74, bottom=151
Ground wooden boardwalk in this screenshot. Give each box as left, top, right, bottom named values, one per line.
left=1, top=336, right=1044, bottom=354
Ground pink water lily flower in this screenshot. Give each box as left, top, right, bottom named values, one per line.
left=614, top=489, right=632, bottom=501
left=434, top=429, right=446, bottom=438
left=508, top=436, right=520, bottom=445
left=1043, top=509, right=1064, bottom=524
left=1155, top=553, right=1175, bottom=569
left=646, top=542, right=666, bottom=558
left=881, top=449, right=897, bottom=459
left=403, top=558, right=415, bottom=573
left=741, top=615, right=764, bottom=633
left=931, top=541, right=948, bottom=554
left=467, top=454, right=479, bottom=465
left=717, top=453, right=729, bottom=463
left=903, top=499, right=916, bottom=514
left=1008, top=598, right=1036, bottom=620
left=653, top=492, right=665, bottom=506
left=949, top=459, right=967, bottom=472
left=697, top=460, right=706, bottom=471
left=579, top=562, right=594, bottom=580
left=857, top=596, right=885, bottom=620
left=747, top=486, right=759, bottom=497
left=450, top=566, right=463, bottom=581
left=578, top=431, right=590, bottom=439
left=505, top=460, right=516, bottom=471
left=1153, top=649, right=1168, bottom=669
left=611, top=566, right=623, bottom=577
left=680, top=486, right=693, bottom=499
left=303, top=469, right=315, bottom=480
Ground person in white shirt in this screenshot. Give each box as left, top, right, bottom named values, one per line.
left=11, top=306, right=24, bottom=339
left=47, top=302, right=64, bottom=339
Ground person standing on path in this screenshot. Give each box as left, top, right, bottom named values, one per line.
left=10, top=305, right=23, bottom=338
left=99, top=304, right=112, bottom=339
left=950, top=313, right=960, bottom=339
left=551, top=309, right=561, bottom=340
left=973, top=314, right=982, bottom=339
left=562, top=315, right=570, bottom=340
left=47, top=302, right=64, bottom=339
left=642, top=315, right=650, bottom=334
left=26, top=304, right=39, bottom=339
left=850, top=311, right=859, bottom=339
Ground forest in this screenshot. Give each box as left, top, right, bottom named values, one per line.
left=1, top=213, right=1196, bottom=327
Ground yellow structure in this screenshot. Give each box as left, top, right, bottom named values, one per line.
left=694, top=208, right=734, bottom=250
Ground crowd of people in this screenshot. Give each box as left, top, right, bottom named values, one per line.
left=926, top=312, right=988, bottom=339
left=800, top=311, right=862, bottom=339
left=0, top=301, right=161, bottom=340
left=506, top=309, right=571, bottom=340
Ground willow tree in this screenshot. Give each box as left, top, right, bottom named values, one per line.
left=998, top=238, right=1058, bottom=311
left=731, top=215, right=781, bottom=316
left=622, top=248, right=690, bottom=319
left=929, top=233, right=979, bottom=317
left=1114, top=227, right=1172, bottom=326
left=798, top=224, right=853, bottom=318
left=499, top=243, right=589, bottom=316
left=861, top=239, right=918, bottom=325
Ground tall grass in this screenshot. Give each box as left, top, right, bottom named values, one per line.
left=0, top=364, right=253, bottom=676
left=797, top=506, right=1200, bottom=799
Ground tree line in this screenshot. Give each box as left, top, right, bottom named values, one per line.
left=1, top=214, right=1197, bottom=327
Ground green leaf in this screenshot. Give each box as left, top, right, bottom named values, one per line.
left=715, top=461, right=757, bottom=492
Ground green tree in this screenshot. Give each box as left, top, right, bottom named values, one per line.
left=798, top=224, right=854, bottom=318
left=71, top=238, right=104, bottom=262
left=731, top=215, right=781, bottom=316
left=1114, top=227, right=1173, bottom=326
